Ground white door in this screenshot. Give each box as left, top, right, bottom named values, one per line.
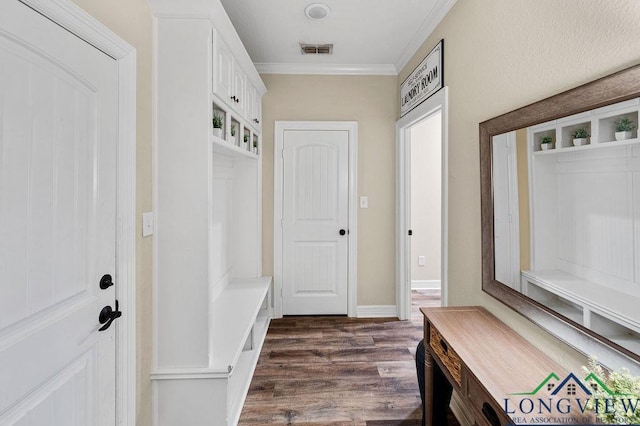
left=282, top=130, right=349, bottom=315
left=0, top=1, right=119, bottom=424
left=492, top=132, right=521, bottom=290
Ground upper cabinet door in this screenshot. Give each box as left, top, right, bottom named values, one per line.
left=215, top=37, right=233, bottom=103
left=253, top=89, right=262, bottom=131
left=245, top=83, right=262, bottom=130
left=232, top=65, right=245, bottom=115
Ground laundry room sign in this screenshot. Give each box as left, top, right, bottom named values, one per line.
left=400, top=39, right=444, bottom=117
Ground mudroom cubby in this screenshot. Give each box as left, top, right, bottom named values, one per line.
left=150, top=4, right=269, bottom=425
left=523, top=96, right=640, bottom=356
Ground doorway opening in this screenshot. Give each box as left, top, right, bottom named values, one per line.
left=396, top=88, right=448, bottom=320
left=409, top=113, right=443, bottom=320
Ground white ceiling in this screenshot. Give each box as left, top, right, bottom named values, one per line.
left=219, top=0, right=456, bottom=75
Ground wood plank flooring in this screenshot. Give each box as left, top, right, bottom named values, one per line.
left=239, top=290, right=456, bottom=425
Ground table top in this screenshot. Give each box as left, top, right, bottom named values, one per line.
left=421, top=306, right=567, bottom=404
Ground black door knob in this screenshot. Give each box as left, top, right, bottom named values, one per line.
left=339, top=229, right=346, bottom=236
left=99, top=274, right=113, bottom=290
left=98, top=300, right=122, bottom=331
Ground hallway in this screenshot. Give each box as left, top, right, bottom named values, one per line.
left=239, top=290, right=453, bottom=425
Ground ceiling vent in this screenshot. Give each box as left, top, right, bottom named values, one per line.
left=300, top=43, right=333, bottom=55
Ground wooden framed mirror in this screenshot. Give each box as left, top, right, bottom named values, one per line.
left=480, top=64, right=640, bottom=370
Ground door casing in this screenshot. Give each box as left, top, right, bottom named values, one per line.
left=274, top=121, right=358, bottom=318
left=19, top=1, right=137, bottom=424
left=396, top=88, right=449, bottom=320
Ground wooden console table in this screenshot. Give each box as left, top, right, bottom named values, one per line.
left=421, top=306, right=581, bottom=426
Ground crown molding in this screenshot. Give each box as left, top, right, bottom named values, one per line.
left=256, top=62, right=398, bottom=76
left=394, top=0, right=457, bottom=74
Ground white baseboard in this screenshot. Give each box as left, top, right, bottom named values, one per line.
left=450, top=390, right=474, bottom=426
left=411, top=280, right=441, bottom=290
left=356, top=305, right=397, bottom=318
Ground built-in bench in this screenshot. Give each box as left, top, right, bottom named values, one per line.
left=521, top=269, right=640, bottom=354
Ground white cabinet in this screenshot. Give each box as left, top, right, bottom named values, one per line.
left=232, top=64, right=245, bottom=113
left=149, top=8, right=268, bottom=426
left=213, top=33, right=261, bottom=126
left=245, top=83, right=262, bottom=130
left=214, top=36, right=234, bottom=104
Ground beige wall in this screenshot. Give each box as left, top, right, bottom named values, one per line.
left=260, top=74, right=398, bottom=305
left=410, top=113, right=442, bottom=282
left=399, top=0, right=640, bottom=369
left=68, top=1, right=153, bottom=425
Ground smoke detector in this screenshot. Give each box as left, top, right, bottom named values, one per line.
left=305, top=3, right=331, bottom=20
left=300, top=43, right=334, bottom=55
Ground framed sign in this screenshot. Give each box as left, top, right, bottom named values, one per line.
left=400, top=39, right=444, bottom=117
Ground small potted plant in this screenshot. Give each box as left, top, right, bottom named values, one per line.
left=252, top=138, right=258, bottom=154
left=572, top=128, right=589, bottom=146
left=230, top=124, right=236, bottom=137
left=540, top=136, right=553, bottom=151
left=212, top=113, right=224, bottom=138
left=614, top=117, right=635, bottom=140
left=243, top=134, right=249, bottom=149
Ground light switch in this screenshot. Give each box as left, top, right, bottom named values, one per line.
left=142, top=212, right=154, bottom=237
left=360, top=196, right=368, bottom=209
left=418, top=256, right=425, bottom=266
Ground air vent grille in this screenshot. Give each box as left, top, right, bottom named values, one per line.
left=300, top=43, right=333, bottom=55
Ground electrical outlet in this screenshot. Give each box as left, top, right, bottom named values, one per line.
left=360, top=196, right=368, bottom=209
left=418, top=256, right=425, bottom=266
left=142, top=212, right=154, bottom=237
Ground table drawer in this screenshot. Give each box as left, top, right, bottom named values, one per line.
left=428, top=323, right=462, bottom=386
left=467, top=374, right=512, bottom=426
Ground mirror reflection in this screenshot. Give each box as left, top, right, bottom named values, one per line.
left=492, top=97, right=640, bottom=355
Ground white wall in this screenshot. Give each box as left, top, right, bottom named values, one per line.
left=410, top=112, right=442, bottom=285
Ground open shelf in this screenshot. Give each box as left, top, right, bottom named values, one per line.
left=211, top=133, right=258, bottom=159
left=533, top=136, right=640, bottom=156
left=521, top=270, right=640, bottom=349
left=210, top=277, right=272, bottom=371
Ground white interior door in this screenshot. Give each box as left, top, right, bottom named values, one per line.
left=492, top=132, right=521, bottom=290
left=282, top=129, right=349, bottom=315
left=0, top=1, right=119, bottom=424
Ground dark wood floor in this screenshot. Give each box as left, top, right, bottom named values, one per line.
left=239, top=290, right=455, bottom=425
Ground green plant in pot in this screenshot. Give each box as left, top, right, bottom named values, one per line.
left=231, top=124, right=236, bottom=137
left=614, top=117, right=635, bottom=141
left=571, top=128, right=589, bottom=146
left=253, top=138, right=258, bottom=154
left=540, top=136, right=553, bottom=151
left=212, top=113, right=224, bottom=138
left=243, top=134, right=249, bottom=146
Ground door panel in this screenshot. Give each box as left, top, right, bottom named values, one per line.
left=0, top=1, right=118, bottom=424
left=282, top=130, right=349, bottom=315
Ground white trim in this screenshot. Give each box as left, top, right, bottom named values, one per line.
left=274, top=121, right=358, bottom=318
left=394, top=0, right=457, bottom=73
left=356, top=305, right=398, bottom=318
left=396, top=88, right=449, bottom=321
left=256, top=62, right=397, bottom=76
left=449, top=390, right=474, bottom=426
left=411, top=280, right=441, bottom=290
left=20, top=1, right=138, bottom=425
